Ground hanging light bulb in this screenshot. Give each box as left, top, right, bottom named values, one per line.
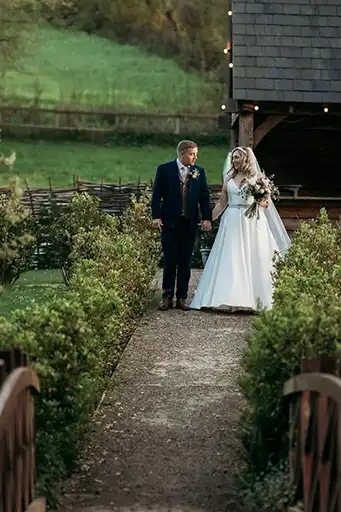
left=229, top=62, right=233, bottom=68
left=223, top=48, right=228, bottom=54
left=324, top=106, right=329, bottom=113
left=254, top=105, right=259, bottom=111
left=228, top=10, right=232, bottom=16
left=221, top=104, right=226, bottom=110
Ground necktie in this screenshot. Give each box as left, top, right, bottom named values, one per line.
left=181, top=165, right=189, bottom=182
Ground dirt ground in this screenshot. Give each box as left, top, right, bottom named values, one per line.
left=58, top=270, right=252, bottom=512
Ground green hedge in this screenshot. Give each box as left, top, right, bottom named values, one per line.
left=0, top=177, right=36, bottom=285
left=239, top=209, right=341, bottom=509
left=1, top=191, right=159, bottom=504
left=240, top=460, right=295, bottom=512
left=2, top=129, right=229, bottom=147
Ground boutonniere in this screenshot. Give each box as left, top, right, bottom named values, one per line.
left=189, top=168, right=200, bottom=180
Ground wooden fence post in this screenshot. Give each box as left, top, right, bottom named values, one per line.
left=174, top=117, right=180, bottom=134
left=284, top=356, right=341, bottom=512
left=301, top=356, right=336, bottom=375
left=0, top=349, right=43, bottom=512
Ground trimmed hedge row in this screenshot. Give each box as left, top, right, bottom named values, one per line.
left=1, top=192, right=159, bottom=504
left=239, top=209, right=341, bottom=511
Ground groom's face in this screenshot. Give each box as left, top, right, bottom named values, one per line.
left=180, top=147, right=198, bottom=167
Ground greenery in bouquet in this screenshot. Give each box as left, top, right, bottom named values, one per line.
left=241, top=174, right=279, bottom=219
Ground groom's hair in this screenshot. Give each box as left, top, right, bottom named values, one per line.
left=177, top=140, right=198, bottom=156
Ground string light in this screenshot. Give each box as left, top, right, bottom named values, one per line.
left=254, top=105, right=259, bottom=111
left=223, top=48, right=228, bottom=54
left=228, top=10, right=232, bottom=15
left=229, top=62, right=233, bottom=68
left=221, top=104, right=226, bottom=110
left=324, top=106, right=329, bottom=113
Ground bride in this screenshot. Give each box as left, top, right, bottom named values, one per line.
left=190, top=146, right=291, bottom=312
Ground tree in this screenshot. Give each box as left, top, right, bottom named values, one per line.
left=41, top=0, right=228, bottom=73
left=0, top=0, right=40, bottom=74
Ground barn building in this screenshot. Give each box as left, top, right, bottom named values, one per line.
left=220, top=0, right=341, bottom=229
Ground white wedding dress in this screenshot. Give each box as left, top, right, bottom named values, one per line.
left=190, top=179, right=281, bottom=312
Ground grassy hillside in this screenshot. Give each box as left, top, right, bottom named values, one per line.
left=0, top=139, right=227, bottom=187
left=1, top=25, right=221, bottom=114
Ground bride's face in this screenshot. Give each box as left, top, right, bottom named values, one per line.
left=232, top=151, right=243, bottom=171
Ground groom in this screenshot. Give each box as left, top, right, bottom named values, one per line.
left=152, top=140, right=212, bottom=311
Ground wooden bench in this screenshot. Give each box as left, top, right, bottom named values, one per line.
left=278, top=184, right=302, bottom=198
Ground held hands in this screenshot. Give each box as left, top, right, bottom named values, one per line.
left=201, top=220, right=212, bottom=232
left=152, top=218, right=163, bottom=229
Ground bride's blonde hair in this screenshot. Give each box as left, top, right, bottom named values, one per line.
left=225, top=146, right=256, bottom=184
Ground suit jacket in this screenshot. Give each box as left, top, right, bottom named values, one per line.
left=151, top=159, right=212, bottom=230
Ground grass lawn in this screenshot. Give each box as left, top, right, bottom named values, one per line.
left=1, top=25, right=221, bottom=114
left=0, top=270, right=64, bottom=317
left=0, top=139, right=228, bottom=187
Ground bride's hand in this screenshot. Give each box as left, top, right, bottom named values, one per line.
left=259, top=199, right=269, bottom=208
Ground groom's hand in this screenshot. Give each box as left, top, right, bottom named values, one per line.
left=152, top=218, right=163, bottom=229
left=201, top=220, right=212, bottom=232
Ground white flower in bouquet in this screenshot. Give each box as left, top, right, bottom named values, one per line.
left=241, top=173, right=279, bottom=219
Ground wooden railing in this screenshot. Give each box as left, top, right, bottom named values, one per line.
left=284, top=357, right=341, bottom=512
left=0, top=348, right=44, bottom=512
left=0, top=104, right=219, bottom=135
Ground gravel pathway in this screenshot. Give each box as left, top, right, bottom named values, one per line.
left=59, top=270, right=251, bottom=512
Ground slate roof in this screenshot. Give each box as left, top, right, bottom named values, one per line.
left=232, top=0, right=341, bottom=104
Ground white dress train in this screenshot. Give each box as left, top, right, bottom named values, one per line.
left=190, top=179, right=280, bottom=312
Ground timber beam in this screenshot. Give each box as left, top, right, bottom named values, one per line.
left=253, top=115, right=287, bottom=148
left=227, top=101, right=341, bottom=116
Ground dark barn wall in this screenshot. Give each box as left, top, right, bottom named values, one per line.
left=255, top=115, right=341, bottom=195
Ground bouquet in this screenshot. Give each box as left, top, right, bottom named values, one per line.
left=241, top=174, right=279, bottom=219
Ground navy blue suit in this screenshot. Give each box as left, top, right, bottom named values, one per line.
left=151, top=159, right=212, bottom=300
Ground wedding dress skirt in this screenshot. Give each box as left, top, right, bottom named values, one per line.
left=190, top=180, right=280, bottom=312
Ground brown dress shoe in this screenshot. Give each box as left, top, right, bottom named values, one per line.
left=176, top=299, right=190, bottom=311
left=159, top=298, right=173, bottom=311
